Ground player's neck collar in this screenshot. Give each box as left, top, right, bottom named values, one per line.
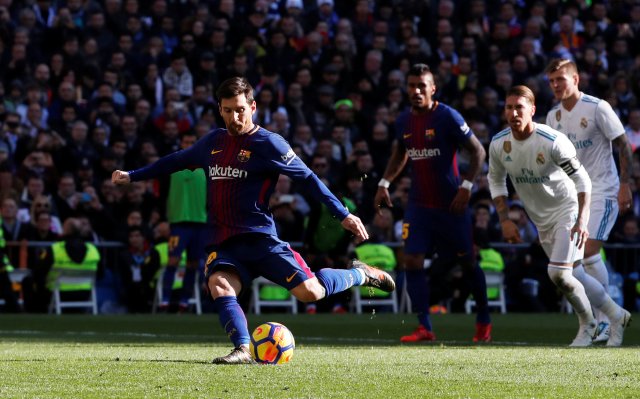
left=247, top=124, right=260, bottom=135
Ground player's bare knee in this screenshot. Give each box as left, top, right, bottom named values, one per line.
left=208, top=271, right=242, bottom=298
left=291, top=280, right=325, bottom=302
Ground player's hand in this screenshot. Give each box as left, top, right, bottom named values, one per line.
left=449, top=187, right=471, bottom=215
left=618, top=182, right=633, bottom=213
left=374, top=187, right=392, bottom=214
left=500, top=220, right=522, bottom=244
left=111, top=170, right=131, bottom=185
left=341, top=214, right=369, bottom=242
left=570, top=221, right=589, bottom=249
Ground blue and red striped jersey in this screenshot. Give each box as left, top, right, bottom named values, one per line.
left=129, top=127, right=348, bottom=246
left=395, top=102, right=473, bottom=209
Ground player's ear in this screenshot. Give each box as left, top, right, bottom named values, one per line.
left=531, top=104, right=536, bottom=117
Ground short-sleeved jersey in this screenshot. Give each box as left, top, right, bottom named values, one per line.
left=130, top=127, right=348, bottom=247
left=395, top=102, right=472, bottom=209
left=488, top=123, right=584, bottom=231
left=545, top=93, right=624, bottom=197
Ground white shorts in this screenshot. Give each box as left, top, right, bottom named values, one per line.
left=538, top=213, right=584, bottom=264
left=588, top=197, right=618, bottom=241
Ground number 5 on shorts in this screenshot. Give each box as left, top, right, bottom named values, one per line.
left=402, top=223, right=410, bottom=240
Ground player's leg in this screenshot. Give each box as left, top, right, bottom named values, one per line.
left=583, top=197, right=618, bottom=341
left=257, top=237, right=393, bottom=302
left=206, top=249, right=255, bottom=364
left=161, top=225, right=187, bottom=309
left=541, top=223, right=596, bottom=346
left=572, top=264, right=631, bottom=346
left=178, top=224, right=207, bottom=311
left=439, top=210, right=491, bottom=342
left=399, top=206, right=436, bottom=342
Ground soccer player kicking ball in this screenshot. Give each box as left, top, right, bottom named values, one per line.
left=112, top=77, right=395, bottom=364
left=488, top=85, right=630, bottom=347
left=545, top=59, right=634, bottom=344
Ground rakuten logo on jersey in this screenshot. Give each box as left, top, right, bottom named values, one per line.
left=208, top=165, right=248, bottom=180
left=407, top=147, right=441, bottom=160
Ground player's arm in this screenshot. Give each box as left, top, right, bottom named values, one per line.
left=487, top=142, right=520, bottom=243
left=555, top=135, right=591, bottom=248
left=493, top=195, right=521, bottom=243
left=269, top=135, right=370, bottom=241
left=374, top=140, right=408, bottom=211
left=112, top=142, right=201, bottom=185
left=596, top=100, right=631, bottom=211
left=613, top=133, right=633, bottom=212
left=450, top=134, right=486, bottom=214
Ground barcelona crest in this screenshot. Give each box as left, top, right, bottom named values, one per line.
left=425, top=129, right=435, bottom=140
left=556, top=110, right=561, bottom=121
left=503, top=141, right=512, bottom=153
left=237, top=149, right=251, bottom=162
left=536, top=152, right=545, bottom=165
left=580, top=117, right=588, bottom=129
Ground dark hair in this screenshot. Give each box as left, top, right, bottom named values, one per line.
left=127, top=225, right=144, bottom=236
left=215, top=77, right=254, bottom=103
left=408, top=63, right=431, bottom=78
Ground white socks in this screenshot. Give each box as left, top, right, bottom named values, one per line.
left=583, top=253, right=609, bottom=288
left=583, top=253, right=611, bottom=324
left=573, top=264, right=622, bottom=323
left=548, top=265, right=595, bottom=327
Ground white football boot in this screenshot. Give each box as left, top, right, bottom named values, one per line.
left=569, top=322, right=597, bottom=347
left=606, top=310, right=632, bottom=347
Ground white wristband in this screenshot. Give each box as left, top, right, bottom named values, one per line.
left=378, top=178, right=391, bottom=188
left=460, top=179, right=473, bottom=191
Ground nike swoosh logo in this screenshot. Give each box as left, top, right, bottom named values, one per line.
left=211, top=149, right=223, bottom=155
left=285, top=271, right=299, bottom=283
left=403, top=134, right=412, bottom=139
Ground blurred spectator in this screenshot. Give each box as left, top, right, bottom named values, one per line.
left=625, top=109, right=640, bottom=151
left=1, top=196, right=29, bottom=242
left=117, top=225, right=159, bottom=313
left=162, top=51, right=193, bottom=100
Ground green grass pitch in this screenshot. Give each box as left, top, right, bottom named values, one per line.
left=1, top=312, right=638, bottom=398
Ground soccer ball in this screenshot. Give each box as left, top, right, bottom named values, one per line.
left=249, top=322, right=295, bottom=364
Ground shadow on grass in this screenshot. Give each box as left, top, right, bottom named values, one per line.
left=111, top=358, right=213, bottom=365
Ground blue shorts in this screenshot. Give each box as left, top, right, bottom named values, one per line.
left=204, top=233, right=314, bottom=295
left=169, top=222, right=208, bottom=262
left=403, top=205, right=474, bottom=262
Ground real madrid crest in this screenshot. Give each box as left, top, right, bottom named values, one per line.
left=580, top=117, right=588, bottom=129
left=237, top=149, right=251, bottom=162
left=503, top=141, right=512, bottom=153
left=555, top=110, right=561, bottom=122
left=536, top=152, right=545, bottom=165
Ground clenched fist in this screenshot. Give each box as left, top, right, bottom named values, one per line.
left=112, top=170, right=131, bottom=185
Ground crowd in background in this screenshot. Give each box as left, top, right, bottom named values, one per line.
left=1, top=0, right=640, bottom=313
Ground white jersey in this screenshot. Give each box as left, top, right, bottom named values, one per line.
left=546, top=93, right=624, bottom=198
left=488, top=123, right=585, bottom=231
